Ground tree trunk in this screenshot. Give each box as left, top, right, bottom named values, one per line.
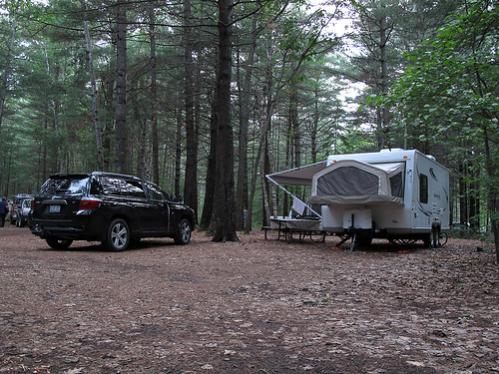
left=261, top=137, right=272, bottom=226
left=43, top=51, right=59, bottom=174
left=247, top=91, right=273, bottom=232
left=5, top=153, right=12, bottom=197
left=211, top=0, right=238, bottom=242
left=282, top=119, right=292, bottom=216
left=459, top=161, right=468, bottom=225
left=132, top=80, right=147, bottom=178
left=174, top=93, right=182, bottom=198
left=114, top=2, right=128, bottom=173
left=289, top=83, right=300, bottom=167
left=183, top=0, right=198, bottom=218
left=311, top=85, right=319, bottom=163
left=483, top=128, right=499, bottom=264
left=200, top=98, right=217, bottom=230
left=149, top=5, right=159, bottom=184
left=247, top=32, right=274, bottom=232
left=0, top=16, right=16, bottom=135
left=235, top=13, right=257, bottom=230
left=42, top=113, right=48, bottom=181
left=101, top=74, right=114, bottom=170
left=49, top=95, right=60, bottom=174
left=378, top=14, right=389, bottom=149
left=81, top=0, right=104, bottom=170
left=469, top=160, right=480, bottom=231
left=36, top=142, right=42, bottom=188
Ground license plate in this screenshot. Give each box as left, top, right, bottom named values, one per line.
left=49, top=205, right=61, bottom=214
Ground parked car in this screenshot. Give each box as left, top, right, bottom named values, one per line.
left=16, top=198, right=33, bottom=227
left=10, top=194, right=33, bottom=225
left=30, top=172, right=195, bottom=251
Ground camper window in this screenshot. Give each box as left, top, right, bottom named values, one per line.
left=390, top=172, right=404, bottom=197
left=419, top=174, right=428, bottom=203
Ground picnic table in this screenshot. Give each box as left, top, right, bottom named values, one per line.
left=262, top=216, right=326, bottom=243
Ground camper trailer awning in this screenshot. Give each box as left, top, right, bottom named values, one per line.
left=266, top=161, right=327, bottom=186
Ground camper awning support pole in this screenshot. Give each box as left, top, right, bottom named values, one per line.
left=266, top=175, right=322, bottom=218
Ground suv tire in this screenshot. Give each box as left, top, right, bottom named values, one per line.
left=130, top=237, right=142, bottom=248
left=46, top=237, right=73, bottom=250
left=174, top=218, right=191, bottom=245
left=104, top=218, right=130, bottom=251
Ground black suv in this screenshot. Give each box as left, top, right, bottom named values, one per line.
left=30, top=172, right=195, bottom=251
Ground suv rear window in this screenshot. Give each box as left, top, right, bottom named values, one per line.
left=100, top=177, right=146, bottom=198
left=40, top=177, right=89, bottom=196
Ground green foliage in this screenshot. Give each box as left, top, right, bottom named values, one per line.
left=389, top=0, right=498, bottom=147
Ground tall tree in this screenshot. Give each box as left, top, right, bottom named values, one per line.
left=149, top=4, right=159, bottom=184
left=114, top=2, right=128, bottom=173
left=200, top=98, right=217, bottom=230
left=81, top=0, right=104, bottom=170
left=351, top=0, right=400, bottom=149
left=211, top=0, right=238, bottom=241
left=0, top=1, right=18, bottom=135
left=235, top=13, right=257, bottom=230
left=183, top=0, right=198, bottom=218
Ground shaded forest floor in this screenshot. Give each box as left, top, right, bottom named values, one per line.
left=0, top=227, right=497, bottom=374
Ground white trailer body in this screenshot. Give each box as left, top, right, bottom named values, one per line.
left=309, top=149, right=449, bottom=236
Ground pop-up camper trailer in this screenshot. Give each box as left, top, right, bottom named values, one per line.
left=267, top=149, right=449, bottom=249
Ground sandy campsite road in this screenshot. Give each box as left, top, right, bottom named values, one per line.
left=0, top=226, right=497, bottom=374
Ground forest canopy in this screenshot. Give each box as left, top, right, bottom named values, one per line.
left=0, top=0, right=497, bottom=245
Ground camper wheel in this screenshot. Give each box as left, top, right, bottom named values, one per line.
left=422, top=234, right=432, bottom=248
left=349, top=230, right=373, bottom=251
left=350, top=232, right=359, bottom=251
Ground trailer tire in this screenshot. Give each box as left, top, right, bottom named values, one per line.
left=422, top=234, right=432, bottom=248
left=350, top=232, right=359, bottom=251
left=358, top=233, right=372, bottom=247
left=350, top=231, right=372, bottom=251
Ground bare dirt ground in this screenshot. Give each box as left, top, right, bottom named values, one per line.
left=0, top=226, right=498, bottom=374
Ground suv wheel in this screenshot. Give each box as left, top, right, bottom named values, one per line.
left=174, top=218, right=191, bottom=245
left=105, top=218, right=130, bottom=251
left=46, top=237, right=73, bottom=250
left=130, top=237, right=142, bottom=248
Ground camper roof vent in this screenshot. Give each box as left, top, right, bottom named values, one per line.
left=380, top=148, right=403, bottom=153
left=426, top=154, right=436, bottom=161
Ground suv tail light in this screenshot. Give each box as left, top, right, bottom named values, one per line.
left=79, top=198, right=102, bottom=211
